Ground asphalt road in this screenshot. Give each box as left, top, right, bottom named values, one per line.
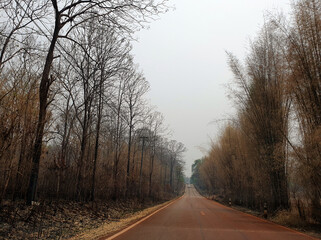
left=109, top=185, right=316, bottom=240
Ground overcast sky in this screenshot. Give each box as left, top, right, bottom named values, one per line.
left=132, top=0, right=291, bottom=177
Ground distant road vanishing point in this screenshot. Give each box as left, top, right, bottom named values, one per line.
left=108, top=185, right=316, bottom=240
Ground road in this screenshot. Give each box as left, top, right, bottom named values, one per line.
left=109, top=185, right=316, bottom=240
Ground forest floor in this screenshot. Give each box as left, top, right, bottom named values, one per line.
left=0, top=198, right=173, bottom=240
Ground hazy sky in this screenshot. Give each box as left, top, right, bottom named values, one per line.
left=132, top=0, right=291, bottom=177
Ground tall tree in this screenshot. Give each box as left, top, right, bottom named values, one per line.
left=25, top=0, right=168, bottom=204
left=123, top=69, right=149, bottom=196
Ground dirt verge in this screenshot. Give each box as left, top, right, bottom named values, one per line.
left=68, top=198, right=179, bottom=240
left=206, top=198, right=321, bottom=240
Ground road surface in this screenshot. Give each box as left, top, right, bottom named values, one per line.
left=109, top=185, right=316, bottom=240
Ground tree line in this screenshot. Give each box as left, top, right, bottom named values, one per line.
left=192, top=0, right=320, bottom=222
left=0, top=0, right=186, bottom=204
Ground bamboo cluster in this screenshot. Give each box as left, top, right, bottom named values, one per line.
left=192, top=0, right=321, bottom=221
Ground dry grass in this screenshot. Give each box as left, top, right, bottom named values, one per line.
left=270, top=210, right=321, bottom=239
left=207, top=198, right=321, bottom=240
left=272, top=210, right=308, bottom=228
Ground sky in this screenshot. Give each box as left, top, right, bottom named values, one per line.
left=132, top=0, right=291, bottom=177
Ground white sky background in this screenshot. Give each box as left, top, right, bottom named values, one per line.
left=132, top=0, right=291, bottom=177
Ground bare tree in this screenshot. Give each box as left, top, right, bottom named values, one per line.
left=90, top=25, right=132, bottom=202
left=168, top=140, right=186, bottom=190
left=123, top=69, right=149, bottom=197
left=25, top=0, right=168, bottom=205
left=146, top=112, right=165, bottom=197
left=0, top=0, right=46, bottom=71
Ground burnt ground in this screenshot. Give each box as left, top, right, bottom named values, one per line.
left=0, top=199, right=166, bottom=240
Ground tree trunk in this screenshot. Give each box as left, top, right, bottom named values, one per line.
left=76, top=105, right=88, bottom=201
left=169, top=158, right=174, bottom=189
left=126, top=123, right=133, bottom=197
left=90, top=86, right=102, bottom=202
left=149, top=153, right=155, bottom=197
left=26, top=16, right=60, bottom=205
left=139, top=137, right=146, bottom=198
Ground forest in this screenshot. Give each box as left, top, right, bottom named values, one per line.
left=192, top=0, right=321, bottom=223
left=0, top=0, right=186, bottom=208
